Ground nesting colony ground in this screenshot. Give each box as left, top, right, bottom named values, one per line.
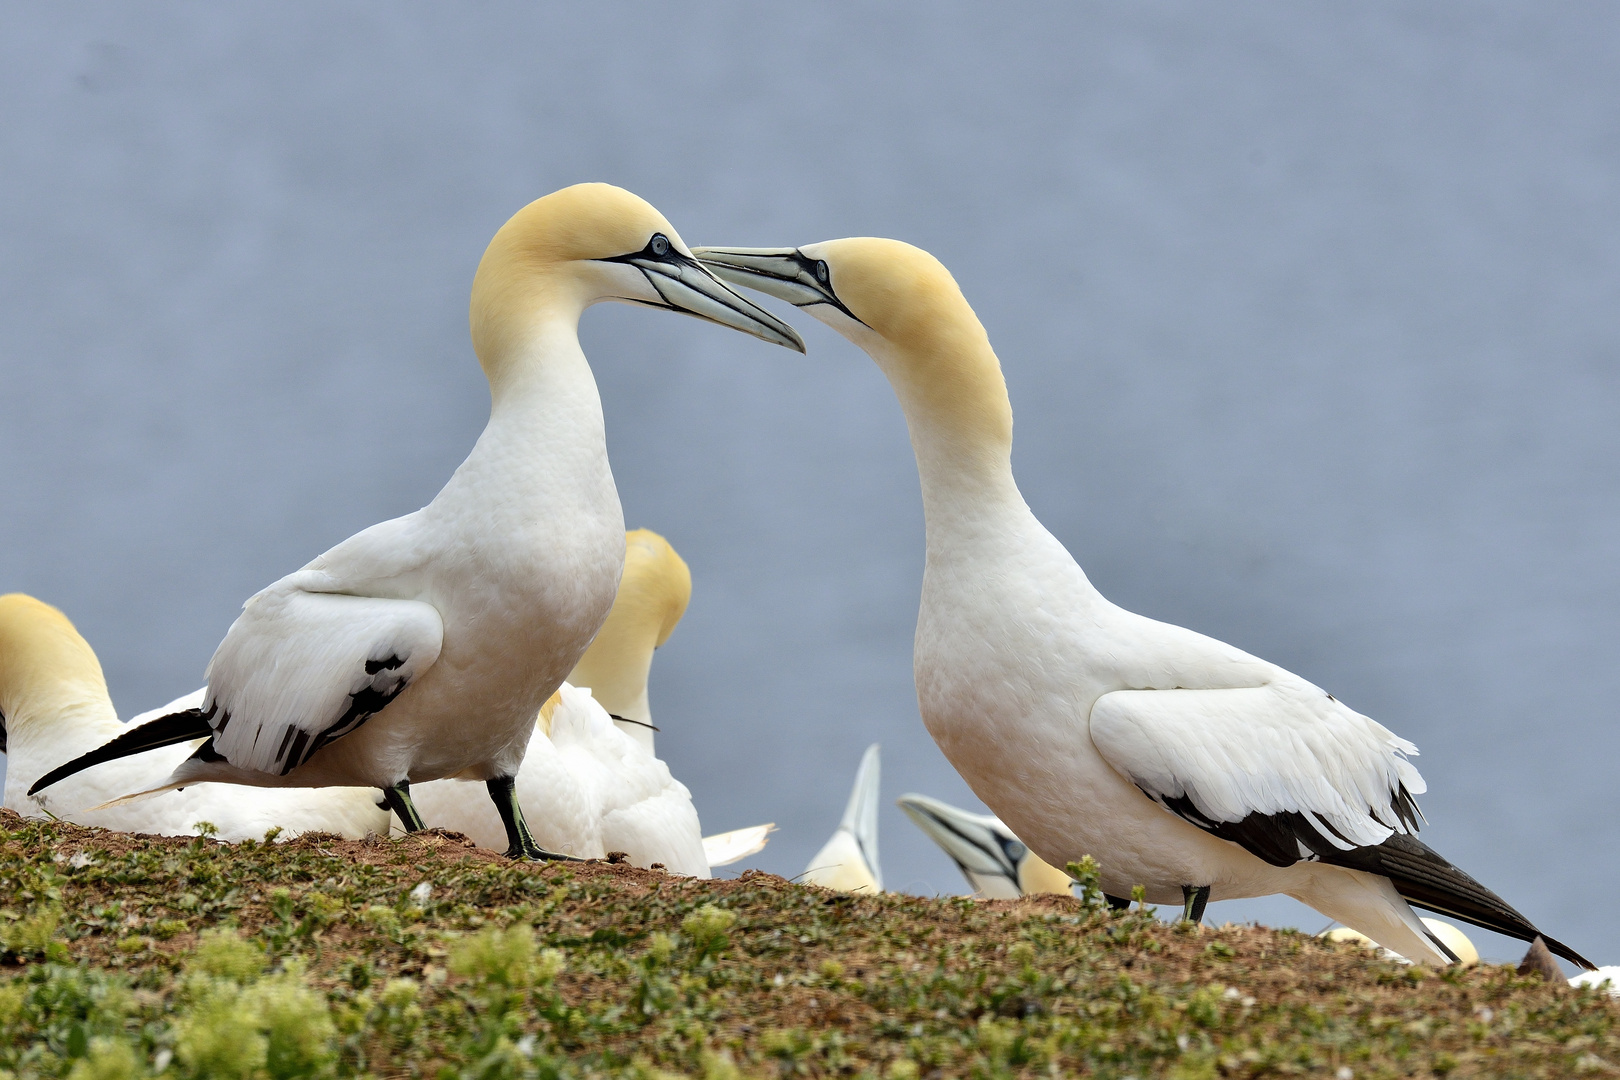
left=0, top=810, right=1614, bottom=1079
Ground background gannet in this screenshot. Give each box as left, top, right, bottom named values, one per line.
left=409, top=682, right=710, bottom=874
left=1570, top=967, right=1620, bottom=997
left=0, top=593, right=387, bottom=841
left=696, top=240, right=1593, bottom=969
left=897, top=792, right=1079, bottom=900
left=1323, top=921, right=1480, bottom=966
left=30, top=185, right=802, bottom=860
left=802, top=743, right=882, bottom=893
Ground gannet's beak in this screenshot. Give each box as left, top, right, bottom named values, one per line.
left=692, top=247, right=865, bottom=326
left=897, top=793, right=1024, bottom=887
left=600, top=242, right=805, bottom=352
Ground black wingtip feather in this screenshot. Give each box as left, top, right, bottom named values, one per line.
left=1327, top=832, right=1597, bottom=971
left=26, top=708, right=215, bottom=796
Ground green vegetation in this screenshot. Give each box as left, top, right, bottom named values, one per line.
left=0, top=810, right=1614, bottom=1079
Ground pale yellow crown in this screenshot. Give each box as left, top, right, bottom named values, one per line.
left=470, top=183, right=686, bottom=367
left=0, top=594, right=111, bottom=725
left=808, top=237, right=1014, bottom=455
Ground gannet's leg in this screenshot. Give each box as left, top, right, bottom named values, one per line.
left=1182, top=884, right=1211, bottom=924
left=1106, top=894, right=1132, bottom=911
left=485, top=776, right=580, bottom=862
left=382, top=781, right=426, bottom=832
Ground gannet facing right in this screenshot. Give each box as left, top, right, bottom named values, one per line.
left=30, top=185, right=803, bottom=861
left=802, top=743, right=882, bottom=893
left=696, top=240, right=1592, bottom=968
left=0, top=594, right=388, bottom=841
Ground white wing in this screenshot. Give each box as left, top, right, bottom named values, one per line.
left=204, top=584, right=443, bottom=776
left=1089, top=680, right=1426, bottom=865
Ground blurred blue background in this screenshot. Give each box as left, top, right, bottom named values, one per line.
left=2, top=3, right=1616, bottom=965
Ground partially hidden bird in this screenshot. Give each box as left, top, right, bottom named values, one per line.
left=0, top=593, right=388, bottom=841
left=898, top=792, right=1078, bottom=900
left=801, top=743, right=882, bottom=893
left=405, top=528, right=773, bottom=874
left=28, top=184, right=803, bottom=860
left=695, top=239, right=1592, bottom=968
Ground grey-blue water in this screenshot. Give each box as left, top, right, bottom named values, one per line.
left=2, top=4, right=1616, bottom=968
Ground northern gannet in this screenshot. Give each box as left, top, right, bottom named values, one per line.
left=29, top=185, right=802, bottom=861
left=0, top=594, right=388, bottom=840
left=898, top=792, right=1083, bottom=901
left=802, top=743, right=882, bottom=893
left=696, top=240, right=1593, bottom=968
left=1570, top=967, right=1620, bottom=997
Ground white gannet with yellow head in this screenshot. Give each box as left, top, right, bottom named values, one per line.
left=1323, top=920, right=1479, bottom=967
left=407, top=528, right=768, bottom=876
left=802, top=743, right=882, bottom=893
left=695, top=239, right=1592, bottom=968
left=0, top=594, right=388, bottom=840
left=28, top=185, right=802, bottom=861
left=898, top=793, right=1080, bottom=901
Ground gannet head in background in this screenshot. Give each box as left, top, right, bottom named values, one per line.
left=566, top=528, right=691, bottom=753
left=897, top=793, right=1074, bottom=900
left=1324, top=920, right=1480, bottom=967
left=472, top=185, right=803, bottom=383
left=802, top=743, right=882, bottom=893
left=0, top=594, right=120, bottom=768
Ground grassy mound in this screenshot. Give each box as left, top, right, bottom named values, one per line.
left=0, top=810, right=1614, bottom=1079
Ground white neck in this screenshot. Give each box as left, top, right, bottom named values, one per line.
left=3, top=684, right=122, bottom=804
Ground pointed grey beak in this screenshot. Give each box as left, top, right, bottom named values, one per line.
left=607, top=246, right=805, bottom=352
left=898, top=793, right=1023, bottom=885
left=693, top=247, right=865, bottom=325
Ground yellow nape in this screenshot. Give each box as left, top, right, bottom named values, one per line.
left=1016, top=851, right=1078, bottom=897
left=469, top=183, right=687, bottom=369
left=566, top=529, right=690, bottom=722
left=0, top=594, right=112, bottom=723
left=809, top=237, right=1013, bottom=456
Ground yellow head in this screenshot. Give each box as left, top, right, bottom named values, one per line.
left=0, top=594, right=114, bottom=749
left=694, top=239, right=1014, bottom=458
left=469, top=183, right=802, bottom=373
left=565, top=529, right=692, bottom=724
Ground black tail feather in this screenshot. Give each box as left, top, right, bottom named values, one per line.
left=1320, top=832, right=1595, bottom=970
left=27, top=708, right=214, bottom=796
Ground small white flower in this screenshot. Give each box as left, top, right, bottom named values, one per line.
left=1176, top=1034, right=1190, bottom=1052
left=409, top=882, right=433, bottom=904
left=1476, top=1006, right=1494, bottom=1022
left=1241, top=995, right=1256, bottom=1007
left=1223, top=987, right=1241, bottom=1000
left=153, top=1049, right=174, bottom=1072
left=68, top=852, right=96, bottom=869
left=515, top=1035, right=536, bottom=1057
left=773, top=973, right=785, bottom=987
left=1336, top=1068, right=1352, bottom=1080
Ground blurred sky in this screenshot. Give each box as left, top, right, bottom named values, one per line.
left=2, top=4, right=1617, bottom=965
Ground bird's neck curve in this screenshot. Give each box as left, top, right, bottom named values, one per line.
left=859, top=320, right=1029, bottom=543
left=567, top=631, right=655, bottom=726
left=1, top=674, right=121, bottom=798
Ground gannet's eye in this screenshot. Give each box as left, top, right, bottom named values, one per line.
left=649, top=234, right=671, bottom=257
left=815, top=260, right=830, bottom=284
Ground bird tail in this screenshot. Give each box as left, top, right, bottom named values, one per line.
left=1326, top=832, right=1595, bottom=970
left=27, top=707, right=214, bottom=796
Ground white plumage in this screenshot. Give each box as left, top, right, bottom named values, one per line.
left=30, top=186, right=801, bottom=860
left=409, top=683, right=709, bottom=875
left=0, top=594, right=388, bottom=841
left=696, top=238, right=1591, bottom=970
left=897, top=792, right=1074, bottom=900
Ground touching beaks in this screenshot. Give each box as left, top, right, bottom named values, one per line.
left=599, top=235, right=805, bottom=352
left=692, top=246, right=866, bottom=326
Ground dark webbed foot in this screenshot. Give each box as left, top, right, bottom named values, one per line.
left=1105, top=893, right=1132, bottom=911
left=1182, top=884, right=1211, bottom=924
left=486, top=775, right=582, bottom=862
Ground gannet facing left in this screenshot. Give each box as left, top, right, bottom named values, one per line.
left=697, top=239, right=1593, bottom=968
left=29, top=185, right=802, bottom=861
left=898, top=792, right=1080, bottom=901
left=802, top=743, right=882, bottom=893
left=0, top=594, right=388, bottom=840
